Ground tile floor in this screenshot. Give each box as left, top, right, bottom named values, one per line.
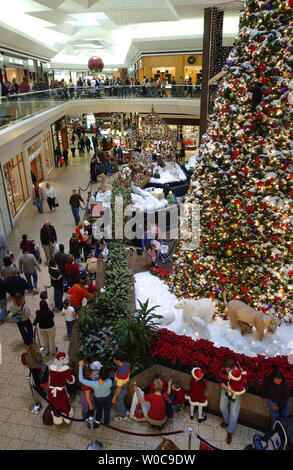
left=0, top=149, right=258, bottom=450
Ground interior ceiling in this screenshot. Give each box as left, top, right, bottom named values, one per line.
left=0, top=0, right=243, bottom=68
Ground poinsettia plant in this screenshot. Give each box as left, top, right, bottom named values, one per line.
left=151, top=329, right=293, bottom=395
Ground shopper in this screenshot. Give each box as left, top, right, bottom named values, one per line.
left=64, top=255, right=80, bottom=288
left=112, top=352, right=131, bottom=421
left=218, top=359, right=242, bottom=444
left=67, top=279, right=89, bottom=311
left=0, top=234, right=10, bottom=267
left=79, top=361, right=113, bottom=425
left=10, top=293, right=33, bottom=345
left=54, top=244, right=68, bottom=275
left=20, top=234, right=36, bottom=256
left=63, top=148, right=69, bottom=167
left=19, top=77, right=31, bottom=94
left=23, top=343, right=45, bottom=396
left=1, top=256, right=17, bottom=280
left=71, top=141, right=76, bottom=158
left=69, top=189, right=84, bottom=225
left=69, top=232, right=81, bottom=264
left=133, top=379, right=171, bottom=429
left=5, top=268, right=29, bottom=298
left=103, top=151, right=112, bottom=177
left=264, top=367, right=290, bottom=429
left=45, top=183, right=58, bottom=211
left=32, top=182, right=45, bottom=214
left=77, top=363, right=95, bottom=423
left=0, top=275, right=8, bottom=325
left=33, top=300, right=56, bottom=356
left=166, top=381, right=185, bottom=412
left=19, top=246, right=41, bottom=293
left=61, top=298, right=78, bottom=339
left=49, top=259, right=64, bottom=311
left=40, top=220, right=57, bottom=264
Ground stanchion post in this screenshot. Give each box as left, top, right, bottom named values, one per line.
left=188, top=427, right=193, bottom=451
left=26, top=375, right=42, bottom=414
left=87, top=417, right=104, bottom=450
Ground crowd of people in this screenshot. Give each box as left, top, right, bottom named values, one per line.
left=0, top=74, right=201, bottom=100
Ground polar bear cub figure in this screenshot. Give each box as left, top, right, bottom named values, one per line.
left=175, top=298, right=216, bottom=324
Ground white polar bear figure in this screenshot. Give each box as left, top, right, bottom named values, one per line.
left=175, top=298, right=216, bottom=324
left=157, top=311, right=175, bottom=326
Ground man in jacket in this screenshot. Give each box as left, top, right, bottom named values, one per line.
left=69, top=189, right=84, bottom=225
left=0, top=234, right=10, bottom=267
left=32, top=182, right=45, bottom=214
left=19, top=246, right=41, bottom=293
left=40, top=220, right=57, bottom=264
left=5, top=268, right=29, bottom=298
left=54, top=244, right=68, bottom=276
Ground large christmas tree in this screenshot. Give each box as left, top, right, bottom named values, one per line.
left=168, top=0, right=293, bottom=322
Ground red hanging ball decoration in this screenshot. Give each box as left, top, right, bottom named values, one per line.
left=88, top=56, right=104, bottom=73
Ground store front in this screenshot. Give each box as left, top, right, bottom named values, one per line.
left=51, top=117, right=68, bottom=155
left=27, top=140, right=44, bottom=184
left=43, top=129, right=54, bottom=173
left=3, top=152, right=29, bottom=218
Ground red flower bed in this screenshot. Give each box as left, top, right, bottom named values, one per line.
left=150, top=329, right=293, bottom=395
left=149, top=266, right=173, bottom=280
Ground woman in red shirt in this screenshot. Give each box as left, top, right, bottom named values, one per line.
left=68, top=279, right=89, bottom=310
left=65, top=255, right=80, bottom=288
left=133, top=379, right=171, bottom=429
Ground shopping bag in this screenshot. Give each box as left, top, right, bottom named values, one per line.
left=42, top=405, right=53, bottom=426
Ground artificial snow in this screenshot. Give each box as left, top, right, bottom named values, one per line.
left=134, top=272, right=293, bottom=359
left=149, top=162, right=187, bottom=184
left=93, top=188, right=168, bottom=213
left=185, top=151, right=199, bottom=170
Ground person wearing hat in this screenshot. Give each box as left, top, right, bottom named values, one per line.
left=218, top=359, right=243, bottom=444
left=227, top=368, right=247, bottom=401
left=47, top=352, right=75, bottom=425
left=185, top=367, right=208, bottom=422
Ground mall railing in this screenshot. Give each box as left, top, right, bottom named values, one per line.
left=0, top=85, right=201, bottom=130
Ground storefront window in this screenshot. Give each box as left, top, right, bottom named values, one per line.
left=28, top=140, right=44, bottom=183
left=3, top=153, right=29, bottom=217
left=43, top=131, right=54, bottom=171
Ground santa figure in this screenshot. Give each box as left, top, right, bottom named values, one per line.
left=48, top=352, right=75, bottom=425
left=227, top=368, right=247, bottom=401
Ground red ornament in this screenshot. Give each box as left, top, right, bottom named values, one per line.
left=259, top=64, right=267, bottom=73
left=88, top=56, right=104, bottom=72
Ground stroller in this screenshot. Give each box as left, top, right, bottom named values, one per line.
left=245, top=416, right=293, bottom=450
left=152, top=240, right=172, bottom=264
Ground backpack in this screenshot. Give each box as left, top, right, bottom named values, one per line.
left=86, top=257, right=97, bottom=273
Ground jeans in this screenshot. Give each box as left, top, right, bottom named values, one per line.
left=114, top=385, right=127, bottom=418
left=268, top=399, right=290, bottom=429
left=0, top=247, right=6, bottom=266
left=72, top=207, right=80, bottom=224
left=0, top=299, right=8, bottom=321
left=30, top=368, right=45, bottom=397
left=65, top=320, right=75, bottom=337
left=95, top=394, right=112, bottom=424
left=219, top=388, right=241, bottom=433
left=17, top=319, right=33, bottom=345
left=24, top=271, right=38, bottom=290
left=104, top=161, right=112, bottom=176
left=54, top=287, right=63, bottom=310
left=34, top=198, right=43, bottom=213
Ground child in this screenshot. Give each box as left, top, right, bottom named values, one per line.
left=226, top=368, right=247, bottom=401
left=61, top=298, right=78, bottom=339
left=40, top=291, right=53, bottom=312
left=166, top=381, right=185, bottom=412
left=90, top=360, right=103, bottom=380
left=78, top=365, right=95, bottom=426
left=149, top=374, right=168, bottom=394
left=147, top=244, right=157, bottom=266
left=185, top=367, right=208, bottom=423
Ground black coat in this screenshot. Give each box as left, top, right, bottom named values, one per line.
left=40, top=225, right=57, bottom=245
left=69, top=239, right=80, bottom=258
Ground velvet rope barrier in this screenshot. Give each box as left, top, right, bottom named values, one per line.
left=32, top=384, right=186, bottom=437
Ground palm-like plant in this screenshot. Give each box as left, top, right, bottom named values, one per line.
left=115, top=299, right=163, bottom=361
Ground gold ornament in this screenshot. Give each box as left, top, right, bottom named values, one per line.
left=226, top=250, right=233, bottom=256
left=221, top=266, right=227, bottom=271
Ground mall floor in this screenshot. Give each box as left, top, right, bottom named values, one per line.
left=0, top=149, right=258, bottom=451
